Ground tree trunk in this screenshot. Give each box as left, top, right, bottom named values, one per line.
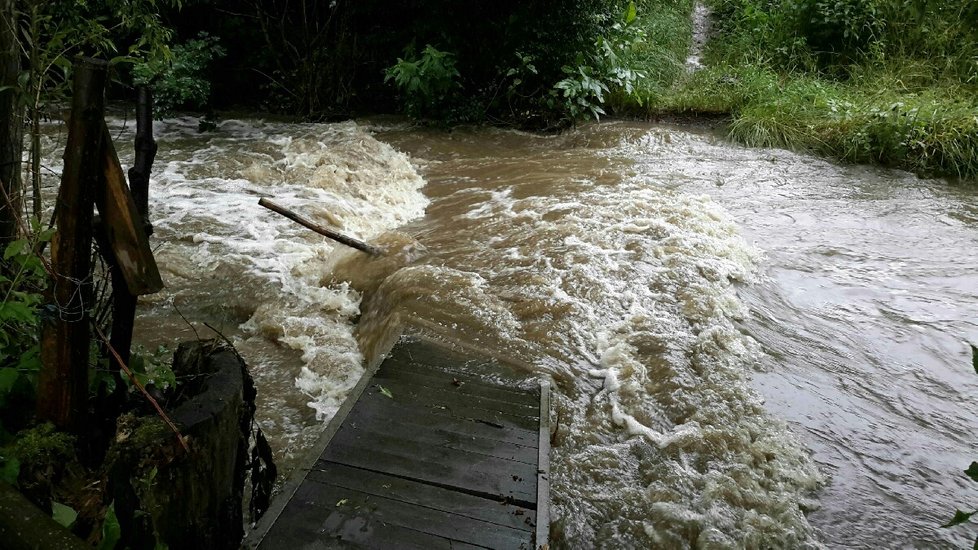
left=0, top=0, right=22, bottom=247
left=37, top=58, right=108, bottom=432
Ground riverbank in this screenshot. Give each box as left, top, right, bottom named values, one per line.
left=613, top=0, right=978, bottom=182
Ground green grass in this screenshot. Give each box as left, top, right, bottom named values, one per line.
left=605, top=0, right=695, bottom=112
left=607, top=0, right=978, bottom=181
left=660, top=64, right=978, bottom=180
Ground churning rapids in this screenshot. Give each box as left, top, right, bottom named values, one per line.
left=71, top=116, right=978, bottom=547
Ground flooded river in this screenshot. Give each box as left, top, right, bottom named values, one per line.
left=93, top=116, right=978, bottom=547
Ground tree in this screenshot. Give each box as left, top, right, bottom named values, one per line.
left=15, top=0, right=176, bottom=221
left=0, top=0, right=21, bottom=247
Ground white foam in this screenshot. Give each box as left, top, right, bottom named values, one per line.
left=139, top=117, right=428, bottom=433
left=352, top=137, right=824, bottom=546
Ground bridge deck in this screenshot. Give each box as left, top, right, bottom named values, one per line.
left=254, top=336, right=550, bottom=550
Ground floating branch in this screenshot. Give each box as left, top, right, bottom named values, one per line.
left=258, top=197, right=384, bottom=256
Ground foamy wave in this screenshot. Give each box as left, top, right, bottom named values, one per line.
left=144, top=117, right=428, bottom=432
left=351, top=138, right=823, bottom=547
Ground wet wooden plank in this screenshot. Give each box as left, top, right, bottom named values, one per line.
left=252, top=334, right=550, bottom=550
left=376, top=360, right=539, bottom=407
left=96, top=122, right=163, bottom=295
left=325, top=416, right=537, bottom=486
left=359, top=381, right=538, bottom=431
left=342, top=395, right=538, bottom=448
left=308, top=463, right=535, bottom=532
left=366, top=376, right=538, bottom=417
left=288, top=479, right=532, bottom=548
left=318, top=436, right=537, bottom=506
left=341, top=407, right=538, bottom=465
left=385, top=337, right=497, bottom=372
left=536, top=380, right=552, bottom=549
left=382, top=355, right=536, bottom=394
left=261, top=495, right=453, bottom=550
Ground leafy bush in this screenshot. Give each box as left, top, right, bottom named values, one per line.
left=133, top=32, right=226, bottom=117
left=709, top=0, right=978, bottom=78
left=384, top=44, right=461, bottom=118
left=549, top=2, right=647, bottom=121
left=0, top=226, right=53, bottom=435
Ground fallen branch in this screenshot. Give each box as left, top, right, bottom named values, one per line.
left=94, top=325, right=190, bottom=453
left=258, top=197, right=383, bottom=256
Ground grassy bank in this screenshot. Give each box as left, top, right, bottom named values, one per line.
left=614, top=0, right=978, bottom=181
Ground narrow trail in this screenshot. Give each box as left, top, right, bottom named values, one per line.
left=686, top=1, right=712, bottom=72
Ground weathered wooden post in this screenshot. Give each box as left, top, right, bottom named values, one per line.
left=95, top=120, right=163, bottom=375
left=37, top=58, right=108, bottom=431
left=128, top=86, right=156, bottom=236
left=102, top=86, right=158, bottom=373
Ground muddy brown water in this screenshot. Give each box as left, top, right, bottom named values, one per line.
left=40, top=116, right=977, bottom=547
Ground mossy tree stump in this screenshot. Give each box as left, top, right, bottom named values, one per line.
left=105, top=340, right=258, bottom=550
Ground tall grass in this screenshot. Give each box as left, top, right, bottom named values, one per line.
left=613, top=0, right=978, bottom=180
left=605, top=0, right=695, bottom=112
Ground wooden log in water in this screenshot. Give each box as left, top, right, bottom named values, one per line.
left=258, top=198, right=383, bottom=256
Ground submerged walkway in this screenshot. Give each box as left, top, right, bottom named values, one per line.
left=253, top=335, right=551, bottom=549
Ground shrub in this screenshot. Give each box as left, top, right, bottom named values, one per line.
left=133, top=32, right=226, bottom=117
left=384, top=44, right=461, bottom=119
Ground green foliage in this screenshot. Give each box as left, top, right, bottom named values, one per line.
left=655, top=62, right=978, bottom=179
left=0, top=456, right=19, bottom=486
left=131, top=345, right=176, bottom=390
left=51, top=501, right=77, bottom=528
left=99, top=502, right=121, bottom=550
left=0, top=225, right=53, bottom=428
left=384, top=45, right=461, bottom=119
left=1, top=423, right=75, bottom=494
left=708, top=0, right=978, bottom=79
left=553, top=66, right=610, bottom=120
left=15, top=0, right=178, bottom=217
left=133, top=32, right=226, bottom=117
left=549, top=1, right=650, bottom=122
left=625, top=0, right=978, bottom=180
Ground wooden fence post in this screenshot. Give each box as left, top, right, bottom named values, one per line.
left=128, top=86, right=156, bottom=236
left=37, top=58, right=108, bottom=432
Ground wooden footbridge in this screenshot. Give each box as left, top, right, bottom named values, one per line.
left=250, top=332, right=551, bottom=549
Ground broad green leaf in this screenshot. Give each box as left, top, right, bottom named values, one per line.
left=378, top=385, right=393, bottom=399
left=0, top=457, right=19, bottom=486
left=37, top=228, right=56, bottom=242
left=966, top=462, right=978, bottom=483
left=52, top=501, right=77, bottom=528
left=0, top=302, right=34, bottom=323
left=3, top=239, right=26, bottom=260
left=16, top=347, right=41, bottom=372
left=0, top=368, right=18, bottom=393
left=625, top=1, right=637, bottom=24
left=943, top=509, right=976, bottom=528
left=99, top=503, right=121, bottom=550
left=131, top=354, right=146, bottom=373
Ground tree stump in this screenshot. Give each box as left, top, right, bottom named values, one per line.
left=105, top=340, right=258, bottom=550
